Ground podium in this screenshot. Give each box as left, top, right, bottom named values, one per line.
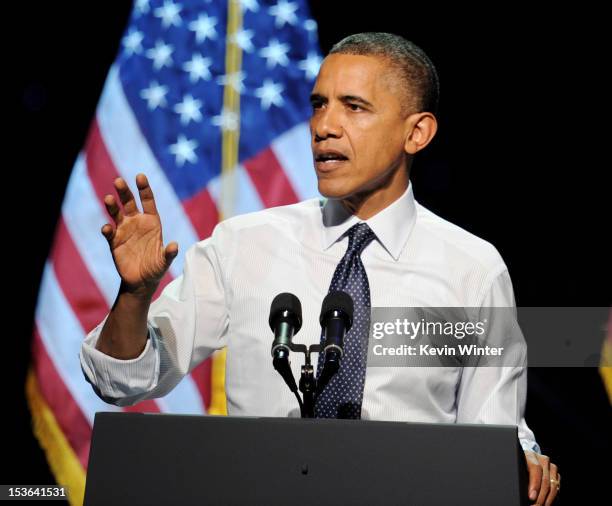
left=84, top=412, right=529, bottom=506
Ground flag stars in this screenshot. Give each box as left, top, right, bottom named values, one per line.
left=123, top=29, right=144, bottom=56
left=303, top=19, right=317, bottom=33
left=154, top=0, right=182, bottom=28
left=146, top=40, right=174, bottom=70
left=268, top=1, right=299, bottom=28
left=304, top=19, right=318, bottom=42
left=240, top=0, right=259, bottom=12
left=255, top=79, right=284, bottom=110
left=212, top=109, right=239, bottom=131
left=183, top=53, right=212, bottom=82
left=217, top=71, right=246, bottom=93
left=174, top=95, right=203, bottom=125
left=135, top=0, right=150, bottom=15
left=140, top=81, right=169, bottom=110
left=169, top=135, right=198, bottom=166
left=189, top=13, right=218, bottom=43
left=259, top=39, right=290, bottom=68
left=232, top=29, right=255, bottom=53
left=299, top=52, right=322, bottom=80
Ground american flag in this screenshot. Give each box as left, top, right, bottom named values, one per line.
left=27, top=0, right=321, bottom=503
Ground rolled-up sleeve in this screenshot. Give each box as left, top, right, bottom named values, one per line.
left=456, top=268, right=541, bottom=453
left=79, top=226, right=230, bottom=406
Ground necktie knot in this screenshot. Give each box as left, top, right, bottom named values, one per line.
left=346, top=223, right=376, bottom=256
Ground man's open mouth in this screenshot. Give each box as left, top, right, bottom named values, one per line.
left=315, top=151, right=349, bottom=163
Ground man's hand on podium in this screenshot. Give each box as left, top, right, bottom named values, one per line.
left=524, top=450, right=560, bottom=505
left=101, top=173, right=178, bottom=298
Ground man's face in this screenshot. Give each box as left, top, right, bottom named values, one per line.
left=309, top=53, right=410, bottom=199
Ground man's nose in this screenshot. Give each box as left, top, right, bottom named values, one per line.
left=313, top=105, right=342, bottom=140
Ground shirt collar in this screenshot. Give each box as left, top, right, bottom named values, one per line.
left=320, top=183, right=417, bottom=261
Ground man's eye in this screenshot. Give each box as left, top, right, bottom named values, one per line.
left=311, top=101, right=323, bottom=110
left=348, top=103, right=362, bottom=111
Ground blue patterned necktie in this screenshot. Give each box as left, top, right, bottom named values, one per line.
left=315, top=222, right=376, bottom=419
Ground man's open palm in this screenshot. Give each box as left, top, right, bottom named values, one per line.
left=101, top=174, right=178, bottom=295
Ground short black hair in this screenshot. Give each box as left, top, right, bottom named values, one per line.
left=329, top=32, right=439, bottom=115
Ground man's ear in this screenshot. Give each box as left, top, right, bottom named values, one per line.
left=404, top=112, right=438, bottom=155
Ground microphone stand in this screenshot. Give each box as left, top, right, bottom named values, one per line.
left=289, top=343, right=321, bottom=418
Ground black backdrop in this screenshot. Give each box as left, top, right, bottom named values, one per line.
left=7, top=1, right=611, bottom=503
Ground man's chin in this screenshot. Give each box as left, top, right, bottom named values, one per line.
left=317, top=180, right=356, bottom=200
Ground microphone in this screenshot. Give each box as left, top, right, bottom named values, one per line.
left=316, top=291, right=354, bottom=395
left=269, top=293, right=302, bottom=393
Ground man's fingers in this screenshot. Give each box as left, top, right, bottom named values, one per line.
left=101, top=224, right=115, bottom=244
left=164, top=241, right=179, bottom=266
left=114, top=177, right=139, bottom=216
left=136, top=173, right=158, bottom=215
left=535, top=454, right=550, bottom=505
left=545, top=466, right=560, bottom=506
left=104, top=195, right=123, bottom=225
left=525, top=451, right=543, bottom=502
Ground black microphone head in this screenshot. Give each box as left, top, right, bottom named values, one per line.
left=319, top=290, right=354, bottom=329
left=269, top=292, right=302, bottom=332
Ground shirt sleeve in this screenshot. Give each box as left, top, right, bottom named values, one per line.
left=79, top=227, right=230, bottom=406
left=455, top=268, right=541, bottom=454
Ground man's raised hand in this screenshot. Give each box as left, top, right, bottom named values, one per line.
left=101, top=174, right=178, bottom=297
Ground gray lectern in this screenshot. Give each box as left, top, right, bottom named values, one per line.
left=84, top=412, right=529, bottom=506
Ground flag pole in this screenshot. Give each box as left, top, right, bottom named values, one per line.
left=208, top=0, right=244, bottom=416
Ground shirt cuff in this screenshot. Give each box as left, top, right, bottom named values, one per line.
left=520, top=439, right=542, bottom=454
left=79, top=319, right=161, bottom=405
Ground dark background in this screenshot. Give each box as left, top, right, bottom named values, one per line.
left=7, top=0, right=611, bottom=503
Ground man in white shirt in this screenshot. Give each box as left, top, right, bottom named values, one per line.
left=80, top=33, right=559, bottom=505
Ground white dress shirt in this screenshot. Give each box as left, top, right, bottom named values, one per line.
left=80, top=183, right=540, bottom=452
